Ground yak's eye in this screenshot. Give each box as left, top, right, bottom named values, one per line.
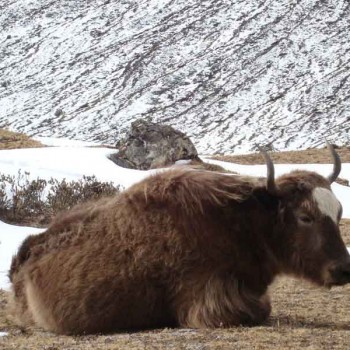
left=298, top=215, right=314, bottom=225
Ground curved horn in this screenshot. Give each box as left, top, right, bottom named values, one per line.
left=258, top=146, right=278, bottom=195
left=326, top=140, right=341, bottom=183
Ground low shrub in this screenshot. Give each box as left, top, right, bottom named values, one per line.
left=0, top=171, right=120, bottom=227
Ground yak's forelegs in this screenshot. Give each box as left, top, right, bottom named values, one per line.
left=175, top=274, right=271, bottom=328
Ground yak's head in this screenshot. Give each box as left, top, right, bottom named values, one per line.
left=260, top=142, right=350, bottom=288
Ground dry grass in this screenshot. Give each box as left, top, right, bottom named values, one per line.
left=210, top=147, right=350, bottom=165
left=340, top=219, right=350, bottom=245
left=209, top=147, right=350, bottom=186
left=0, top=129, right=43, bottom=150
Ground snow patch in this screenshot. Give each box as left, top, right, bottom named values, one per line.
left=0, top=221, right=43, bottom=290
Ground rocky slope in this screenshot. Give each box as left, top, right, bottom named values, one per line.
left=1, top=0, right=350, bottom=153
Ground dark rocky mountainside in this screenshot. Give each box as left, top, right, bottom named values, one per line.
left=1, top=0, right=349, bottom=153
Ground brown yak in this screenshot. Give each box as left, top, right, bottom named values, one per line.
left=9, top=142, right=350, bottom=335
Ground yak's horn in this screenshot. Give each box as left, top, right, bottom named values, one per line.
left=258, top=146, right=278, bottom=195
left=326, top=140, right=341, bottom=183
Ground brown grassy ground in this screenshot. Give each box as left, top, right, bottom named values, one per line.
left=1, top=147, right=350, bottom=349
left=209, top=147, right=350, bottom=186
left=0, top=129, right=43, bottom=150
left=210, top=147, right=350, bottom=165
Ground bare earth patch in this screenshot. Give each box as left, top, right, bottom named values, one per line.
left=0, top=129, right=43, bottom=150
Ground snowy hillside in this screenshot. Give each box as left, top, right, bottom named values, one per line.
left=1, top=0, right=350, bottom=153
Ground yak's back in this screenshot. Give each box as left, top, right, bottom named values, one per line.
left=9, top=196, right=116, bottom=280
left=128, top=168, right=262, bottom=215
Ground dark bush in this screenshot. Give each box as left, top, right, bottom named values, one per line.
left=0, top=171, right=121, bottom=227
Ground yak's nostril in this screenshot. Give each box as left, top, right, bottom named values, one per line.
left=339, top=269, right=350, bottom=278
left=330, top=263, right=350, bottom=285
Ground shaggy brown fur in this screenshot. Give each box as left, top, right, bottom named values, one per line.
left=9, top=168, right=350, bottom=334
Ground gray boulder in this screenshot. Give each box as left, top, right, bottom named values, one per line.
left=109, top=119, right=199, bottom=170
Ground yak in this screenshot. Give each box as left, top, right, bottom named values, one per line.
left=8, top=142, right=350, bottom=335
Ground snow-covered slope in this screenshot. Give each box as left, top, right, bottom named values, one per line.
left=1, top=0, right=350, bottom=153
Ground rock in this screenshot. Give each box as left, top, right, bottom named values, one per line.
left=54, top=108, right=63, bottom=117
left=109, top=119, right=199, bottom=170
left=1, top=81, right=9, bottom=88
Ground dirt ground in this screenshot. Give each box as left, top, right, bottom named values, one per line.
left=1, top=145, right=350, bottom=349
